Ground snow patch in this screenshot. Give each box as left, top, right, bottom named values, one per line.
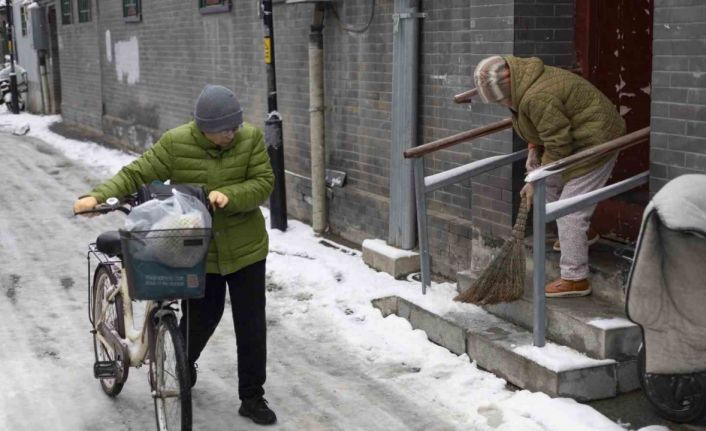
left=114, top=36, right=140, bottom=85
left=0, top=111, right=136, bottom=177
left=620, top=106, right=632, bottom=117
left=641, top=84, right=652, bottom=95
left=513, top=343, right=614, bottom=372
left=362, top=239, right=418, bottom=259
left=637, top=426, right=670, bottom=431
left=588, top=317, right=636, bottom=330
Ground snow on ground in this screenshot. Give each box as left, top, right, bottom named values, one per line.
left=0, top=111, right=662, bottom=430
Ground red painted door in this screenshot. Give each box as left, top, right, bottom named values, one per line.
left=575, top=0, right=653, bottom=242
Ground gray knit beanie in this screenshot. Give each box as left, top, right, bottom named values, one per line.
left=193, top=85, right=243, bottom=133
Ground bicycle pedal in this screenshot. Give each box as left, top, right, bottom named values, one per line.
left=94, top=361, right=119, bottom=379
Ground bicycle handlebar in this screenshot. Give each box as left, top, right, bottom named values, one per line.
left=74, top=196, right=133, bottom=216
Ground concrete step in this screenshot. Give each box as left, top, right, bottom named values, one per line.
left=460, top=238, right=631, bottom=308
left=458, top=237, right=640, bottom=360
left=483, top=292, right=642, bottom=360
left=372, top=296, right=639, bottom=401
left=529, top=237, right=632, bottom=308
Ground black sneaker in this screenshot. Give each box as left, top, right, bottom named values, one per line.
left=189, top=363, right=198, bottom=388
left=239, top=397, right=277, bottom=425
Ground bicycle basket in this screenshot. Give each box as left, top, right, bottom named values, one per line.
left=120, top=228, right=211, bottom=301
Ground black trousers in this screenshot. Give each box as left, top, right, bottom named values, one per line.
left=179, top=259, right=267, bottom=400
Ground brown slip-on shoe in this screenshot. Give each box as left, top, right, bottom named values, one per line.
left=552, top=230, right=600, bottom=252
left=545, top=278, right=591, bottom=298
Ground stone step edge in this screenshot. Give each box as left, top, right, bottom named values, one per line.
left=484, top=295, right=642, bottom=360
left=372, top=296, right=639, bottom=401
left=457, top=270, right=641, bottom=360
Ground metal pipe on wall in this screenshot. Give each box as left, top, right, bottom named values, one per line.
left=39, top=54, right=51, bottom=114
left=262, top=0, right=288, bottom=231
left=388, top=0, right=422, bottom=249
left=310, top=4, right=326, bottom=234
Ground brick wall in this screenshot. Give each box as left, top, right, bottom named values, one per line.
left=54, top=0, right=575, bottom=280
left=57, top=0, right=102, bottom=131
left=95, top=0, right=275, bottom=150
left=322, top=1, right=394, bottom=243
left=514, top=0, right=575, bottom=67
left=650, top=0, right=706, bottom=192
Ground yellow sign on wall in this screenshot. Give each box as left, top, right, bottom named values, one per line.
left=264, top=37, right=272, bottom=64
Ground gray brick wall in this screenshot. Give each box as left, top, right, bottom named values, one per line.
left=650, top=0, right=706, bottom=192
left=95, top=0, right=272, bottom=149
left=54, top=0, right=575, bottom=280
left=323, top=0, right=394, bottom=243
left=514, top=0, right=575, bottom=67
left=57, top=0, right=102, bottom=131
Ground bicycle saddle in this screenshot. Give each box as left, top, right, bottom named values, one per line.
left=96, top=231, right=122, bottom=257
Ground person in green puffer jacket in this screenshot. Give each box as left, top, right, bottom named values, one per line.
left=73, top=85, right=277, bottom=425
left=473, top=55, right=626, bottom=298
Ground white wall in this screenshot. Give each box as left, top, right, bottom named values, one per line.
left=14, top=1, right=41, bottom=113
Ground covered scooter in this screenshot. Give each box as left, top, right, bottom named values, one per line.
left=625, top=174, right=706, bottom=423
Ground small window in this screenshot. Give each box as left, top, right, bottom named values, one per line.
left=199, top=0, right=231, bottom=15
left=61, top=0, right=72, bottom=24
left=123, top=0, right=141, bottom=22
left=20, top=6, right=27, bottom=36
left=78, top=0, right=91, bottom=22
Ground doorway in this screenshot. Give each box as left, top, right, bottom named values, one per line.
left=575, top=0, right=653, bottom=242
left=46, top=5, right=61, bottom=114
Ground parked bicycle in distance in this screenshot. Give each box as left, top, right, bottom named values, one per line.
left=76, top=186, right=211, bottom=431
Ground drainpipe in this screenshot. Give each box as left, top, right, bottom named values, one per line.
left=389, top=0, right=423, bottom=249
left=39, top=54, right=51, bottom=114
left=310, top=4, right=326, bottom=234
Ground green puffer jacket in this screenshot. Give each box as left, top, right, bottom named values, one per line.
left=87, top=121, right=274, bottom=275
left=506, top=56, right=626, bottom=180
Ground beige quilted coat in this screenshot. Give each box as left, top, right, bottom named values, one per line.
left=506, top=56, right=626, bottom=180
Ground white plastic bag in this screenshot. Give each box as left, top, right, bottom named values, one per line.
left=125, top=188, right=212, bottom=267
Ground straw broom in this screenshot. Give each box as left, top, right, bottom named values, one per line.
left=454, top=196, right=530, bottom=305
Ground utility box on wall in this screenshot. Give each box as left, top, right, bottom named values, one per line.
left=30, top=6, right=49, bottom=51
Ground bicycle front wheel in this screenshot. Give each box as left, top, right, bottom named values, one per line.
left=152, top=314, right=192, bottom=431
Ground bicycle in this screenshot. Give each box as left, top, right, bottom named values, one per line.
left=78, top=187, right=211, bottom=431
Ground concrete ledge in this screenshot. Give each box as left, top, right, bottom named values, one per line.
left=373, top=296, right=623, bottom=401
left=616, top=358, right=640, bottom=393
left=362, top=239, right=420, bottom=279
left=483, top=293, right=641, bottom=360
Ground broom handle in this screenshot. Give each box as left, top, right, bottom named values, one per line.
left=512, top=196, right=530, bottom=240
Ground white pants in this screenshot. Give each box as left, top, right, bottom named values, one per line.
left=545, top=156, right=617, bottom=280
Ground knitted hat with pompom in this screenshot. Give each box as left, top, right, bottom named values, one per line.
left=473, top=56, right=511, bottom=104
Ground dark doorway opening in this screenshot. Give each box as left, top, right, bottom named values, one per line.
left=575, top=0, right=653, bottom=242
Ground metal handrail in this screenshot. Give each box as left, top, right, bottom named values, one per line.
left=408, top=116, right=519, bottom=294
left=527, top=127, right=651, bottom=347
left=526, top=127, right=650, bottom=182
left=453, top=88, right=478, bottom=104
left=404, top=118, right=512, bottom=159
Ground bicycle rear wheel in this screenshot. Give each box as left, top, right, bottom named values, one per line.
left=92, top=266, right=127, bottom=396
left=152, top=314, right=192, bottom=431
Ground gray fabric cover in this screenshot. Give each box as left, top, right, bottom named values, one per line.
left=626, top=174, right=706, bottom=374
